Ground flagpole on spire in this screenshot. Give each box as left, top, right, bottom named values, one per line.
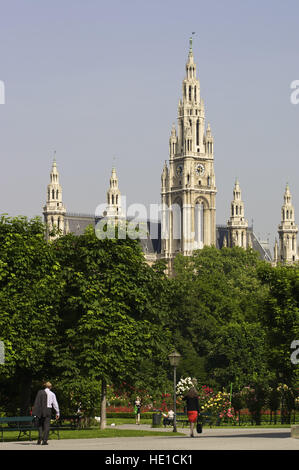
left=189, top=32, right=196, bottom=53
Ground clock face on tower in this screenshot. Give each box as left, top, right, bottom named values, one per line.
left=195, top=163, right=205, bottom=176
left=176, top=164, right=183, bottom=176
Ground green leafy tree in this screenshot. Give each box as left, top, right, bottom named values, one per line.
left=167, top=246, right=269, bottom=388
left=52, top=227, right=171, bottom=428
left=206, top=322, right=272, bottom=389
left=258, top=263, right=299, bottom=388
left=0, top=215, right=63, bottom=414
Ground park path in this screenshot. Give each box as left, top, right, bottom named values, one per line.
left=0, top=425, right=298, bottom=450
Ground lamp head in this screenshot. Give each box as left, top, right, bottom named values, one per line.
left=168, top=350, right=181, bottom=367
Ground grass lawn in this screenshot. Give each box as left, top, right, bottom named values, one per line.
left=0, top=418, right=293, bottom=443
left=0, top=427, right=184, bottom=443
left=106, top=417, right=293, bottom=429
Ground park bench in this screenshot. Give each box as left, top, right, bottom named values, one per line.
left=0, top=415, right=83, bottom=442
left=0, top=416, right=36, bottom=442
left=175, top=412, right=189, bottom=428
left=198, top=411, right=214, bottom=427
left=50, top=415, right=83, bottom=439
left=175, top=411, right=214, bottom=428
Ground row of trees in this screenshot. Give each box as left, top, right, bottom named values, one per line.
left=0, top=215, right=298, bottom=426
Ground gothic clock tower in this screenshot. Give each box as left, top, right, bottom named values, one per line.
left=161, top=37, right=217, bottom=260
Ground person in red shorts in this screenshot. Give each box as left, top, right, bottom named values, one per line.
left=182, top=387, right=200, bottom=437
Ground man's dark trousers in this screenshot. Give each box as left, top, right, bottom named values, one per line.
left=32, top=390, right=52, bottom=443
left=38, top=409, right=52, bottom=443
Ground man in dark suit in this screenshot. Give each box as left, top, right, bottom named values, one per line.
left=32, top=381, right=60, bottom=445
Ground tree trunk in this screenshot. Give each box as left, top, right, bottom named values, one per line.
left=100, top=379, right=107, bottom=430
left=20, top=372, right=32, bottom=415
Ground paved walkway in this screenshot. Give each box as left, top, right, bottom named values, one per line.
left=1, top=424, right=298, bottom=450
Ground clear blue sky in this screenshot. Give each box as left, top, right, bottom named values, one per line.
left=0, top=0, right=298, bottom=250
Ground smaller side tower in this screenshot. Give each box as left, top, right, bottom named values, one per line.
left=43, top=155, right=66, bottom=239
left=104, top=167, right=122, bottom=217
left=227, top=179, right=248, bottom=248
left=277, top=183, right=298, bottom=264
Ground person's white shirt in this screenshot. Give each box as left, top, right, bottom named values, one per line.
left=168, top=410, right=174, bottom=419
left=44, top=387, right=60, bottom=416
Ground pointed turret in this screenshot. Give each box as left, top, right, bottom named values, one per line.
left=274, top=238, right=279, bottom=263
left=43, top=154, right=66, bottom=239
left=105, top=167, right=122, bottom=217
left=169, top=123, right=177, bottom=159
left=277, top=183, right=298, bottom=264
left=227, top=179, right=248, bottom=248
left=204, top=122, right=214, bottom=155
left=161, top=160, right=169, bottom=192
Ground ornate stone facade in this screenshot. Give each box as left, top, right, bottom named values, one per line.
left=43, top=156, right=66, bottom=240
left=274, top=184, right=298, bottom=264
left=161, top=37, right=216, bottom=261
left=42, top=39, right=298, bottom=267
left=227, top=179, right=248, bottom=248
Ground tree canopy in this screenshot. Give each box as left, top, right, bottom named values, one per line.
left=0, top=217, right=298, bottom=419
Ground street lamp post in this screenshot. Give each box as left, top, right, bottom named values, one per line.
left=168, top=350, right=181, bottom=433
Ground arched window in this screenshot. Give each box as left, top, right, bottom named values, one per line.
left=189, top=86, right=192, bottom=101
left=116, top=195, right=118, bottom=205
left=195, top=201, right=204, bottom=248
left=52, top=189, right=55, bottom=199
left=194, top=86, right=197, bottom=102
left=172, top=199, right=182, bottom=251
left=56, top=190, right=59, bottom=199
left=112, top=195, right=114, bottom=205
left=196, top=119, right=199, bottom=146
left=236, top=206, right=238, bottom=215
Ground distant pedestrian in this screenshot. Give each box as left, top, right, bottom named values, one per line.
left=182, top=387, right=200, bottom=437
left=134, top=396, right=141, bottom=425
left=32, top=381, right=60, bottom=445
left=163, top=409, right=174, bottom=427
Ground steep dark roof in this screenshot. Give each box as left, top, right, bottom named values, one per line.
left=65, top=213, right=95, bottom=236
left=65, top=214, right=272, bottom=262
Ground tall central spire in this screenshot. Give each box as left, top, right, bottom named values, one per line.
left=189, top=33, right=196, bottom=54
left=187, top=34, right=196, bottom=69
left=161, top=38, right=217, bottom=262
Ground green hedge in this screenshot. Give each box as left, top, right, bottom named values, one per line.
left=106, top=412, right=155, bottom=419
